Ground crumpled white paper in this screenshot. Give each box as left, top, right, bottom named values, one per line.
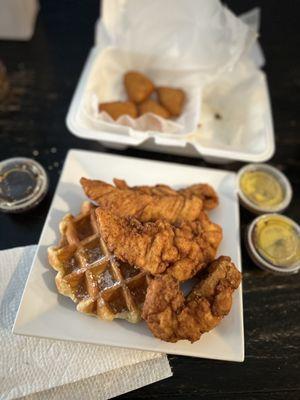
left=0, top=245, right=172, bottom=400
left=83, top=0, right=255, bottom=137
left=186, top=9, right=269, bottom=156
left=101, top=0, right=255, bottom=78
left=83, top=47, right=201, bottom=136
left=192, top=59, right=268, bottom=152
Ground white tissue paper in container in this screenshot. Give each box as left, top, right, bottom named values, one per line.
left=82, top=47, right=201, bottom=137
left=191, top=60, right=269, bottom=155
left=83, top=0, right=255, bottom=138
left=101, top=0, right=255, bottom=79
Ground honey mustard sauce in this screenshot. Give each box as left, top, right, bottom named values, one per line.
left=253, top=215, right=300, bottom=268
left=240, top=170, right=284, bottom=208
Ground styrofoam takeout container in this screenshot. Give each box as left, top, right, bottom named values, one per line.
left=66, top=6, right=275, bottom=163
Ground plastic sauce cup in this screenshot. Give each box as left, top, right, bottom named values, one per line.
left=246, top=214, right=300, bottom=275
left=0, top=157, right=48, bottom=213
left=237, top=163, right=292, bottom=214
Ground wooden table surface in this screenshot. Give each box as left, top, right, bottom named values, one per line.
left=0, top=1, right=299, bottom=399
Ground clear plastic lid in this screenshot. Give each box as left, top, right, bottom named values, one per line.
left=0, top=157, right=48, bottom=213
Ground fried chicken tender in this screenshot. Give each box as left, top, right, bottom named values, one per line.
left=96, top=209, right=222, bottom=281
left=142, top=256, right=241, bottom=343
left=157, top=87, right=185, bottom=116
left=128, top=180, right=218, bottom=210
left=138, top=99, right=170, bottom=119
left=124, top=71, right=154, bottom=103
left=99, top=101, right=137, bottom=120
left=179, top=183, right=219, bottom=210
left=114, top=178, right=178, bottom=196
left=80, top=178, right=218, bottom=222
left=80, top=178, right=204, bottom=224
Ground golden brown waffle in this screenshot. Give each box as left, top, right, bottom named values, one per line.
left=48, top=201, right=150, bottom=323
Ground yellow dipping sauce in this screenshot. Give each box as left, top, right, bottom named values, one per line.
left=253, top=215, right=300, bottom=267
left=240, top=170, right=284, bottom=208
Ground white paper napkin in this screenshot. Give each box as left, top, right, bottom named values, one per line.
left=0, top=245, right=172, bottom=400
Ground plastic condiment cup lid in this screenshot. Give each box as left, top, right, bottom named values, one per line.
left=237, top=163, right=292, bottom=214
left=0, top=157, right=48, bottom=213
left=246, top=213, right=300, bottom=275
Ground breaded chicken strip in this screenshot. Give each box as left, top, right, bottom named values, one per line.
left=81, top=178, right=204, bottom=224
left=96, top=209, right=222, bottom=281
left=142, top=256, right=241, bottom=342
left=121, top=179, right=219, bottom=210
left=179, top=183, right=219, bottom=210
left=80, top=178, right=218, bottom=222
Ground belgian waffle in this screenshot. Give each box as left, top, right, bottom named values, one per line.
left=48, top=201, right=150, bottom=323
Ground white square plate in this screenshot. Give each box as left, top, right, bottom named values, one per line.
left=13, top=149, right=244, bottom=361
